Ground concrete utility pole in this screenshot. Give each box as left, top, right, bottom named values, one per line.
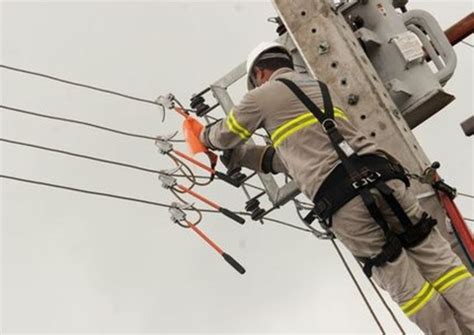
left=271, top=0, right=471, bottom=268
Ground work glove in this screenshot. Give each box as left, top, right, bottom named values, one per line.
left=220, top=144, right=288, bottom=174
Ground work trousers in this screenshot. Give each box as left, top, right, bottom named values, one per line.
left=330, top=179, right=474, bottom=334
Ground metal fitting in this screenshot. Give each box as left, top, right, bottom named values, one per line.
left=155, top=138, right=173, bottom=155
left=159, top=167, right=179, bottom=188
left=169, top=202, right=187, bottom=223
left=318, top=41, right=330, bottom=55
left=155, top=93, right=175, bottom=109
left=348, top=94, right=360, bottom=105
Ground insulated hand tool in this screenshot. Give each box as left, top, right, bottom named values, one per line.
left=169, top=203, right=246, bottom=274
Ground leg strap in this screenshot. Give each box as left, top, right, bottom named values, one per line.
left=360, top=233, right=403, bottom=277
left=398, top=213, right=437, bottom=248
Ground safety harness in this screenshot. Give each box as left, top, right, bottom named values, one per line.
left=276, top=78, right=437, bottom=277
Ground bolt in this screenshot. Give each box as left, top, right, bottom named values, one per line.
left=318, top=41, right=330, bottom=55
left=348, top=94, right=359, bottom=105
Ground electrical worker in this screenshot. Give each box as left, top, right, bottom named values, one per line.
left=199, top=42, right=474, bottom=334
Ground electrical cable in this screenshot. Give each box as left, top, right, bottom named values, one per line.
left=1, top=65, right=159, bottom=106
left=461, top=41, right=474, bottom=48
left=259, top=217, right=313, bottom=232
left=0, top=173, right=309, bottom=235
left=464, top=217, right=474, bottom=223
left=458, top=192, right=474, bottom=199
left=293, top=198, right=402, bottom=333
left=0, top=174, right=202, bottom=210
left=330, top=239, right=386, bottom=335
left=1, top=137, right=167, bottom=175
left=0, top=105, right=183, bottom=143
left=0, top=136, right=265, bottom=192
left=1, top=65, right=270, bottom=140
left=355, top=258, right=406, bottom=334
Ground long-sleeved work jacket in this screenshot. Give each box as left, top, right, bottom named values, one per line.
left=201, top=67, right=378, bottom=200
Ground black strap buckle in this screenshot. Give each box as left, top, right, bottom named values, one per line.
left=352, top=171, right=381, bottom=190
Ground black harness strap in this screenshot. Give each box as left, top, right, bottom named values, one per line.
left=276, top=78, right=408, bottom=277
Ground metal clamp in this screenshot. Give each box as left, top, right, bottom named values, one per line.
left=169, top=202, right=194, bottom=224
left=155, top=132, right=179, bottom=154
left=156, top=93, right=176, bottom=109
left=169, top=204, right=186, bottom=224
left=159, top=167, right=179, bottom=189
left=155, top=138, right=173, bottom=155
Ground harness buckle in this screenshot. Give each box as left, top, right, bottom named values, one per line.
left=367, top=171, right=381, bottom=183
left=352, top=178, right=369, bottom=189
left=322, top=119, right=336, bottom=133
left=352, top=171, right=382, bottom=189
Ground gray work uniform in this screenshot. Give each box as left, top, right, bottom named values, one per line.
left=202, top=67, right=474, bottom=334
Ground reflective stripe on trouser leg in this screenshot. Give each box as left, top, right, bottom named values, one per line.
left=331, top=184, right=463, bottom=334
left=400, top=282, right=435, bottom=317
left=432, top=265, right=473, bottom=293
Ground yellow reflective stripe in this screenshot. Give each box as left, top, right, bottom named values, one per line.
left=437, top=273, right=471, bottom=293
left=226, top=109, right=251, bottom=140
left=273, top=118, right=318, bottom=148
left=401, top=282, right=436, bottom=317
left=334, top=107, right=348, bottom=121
left=433, top=265, right=472, bottom=293
left=271, top=112, right=314, bottom=142
left=271, top=107, right=348, bottom=148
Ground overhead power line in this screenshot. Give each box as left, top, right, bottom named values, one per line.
left=330, top=239, right=386, bottom=334
left=0, top=174, right=190, bottom=210
left=0, top=137, right=265, bottom=192
left=0, top=104, right=183, bottom=142
left=458, top=192, right=474, bottom=199
left=0, top=174, right=307, bottom=233
left=0, top=64, right=221, bottom=123
left=1, top=137, right=166, bottom=175
left=0, top=64, right=159, bottom=105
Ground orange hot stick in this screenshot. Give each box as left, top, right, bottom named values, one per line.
left=184, top=219, right=246, bottom=275
left=176, top=184, right=220, bottom=209
left=186, top=220, right=224, bottom=254
left=173, top=150, right=215, bottom=174
left=174, top=107, right=189, bottom=119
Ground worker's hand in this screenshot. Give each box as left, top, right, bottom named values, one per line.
left=220, top=149, right=242, bottom=175
left=219, top=144, right=270, bottom=174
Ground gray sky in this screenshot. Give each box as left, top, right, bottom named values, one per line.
left=1, top=0, right=472, bottom=333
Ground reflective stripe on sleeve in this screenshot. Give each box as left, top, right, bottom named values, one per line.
left=432, top=265, right=472, bottom=293
left=271, top=107, right=347, bottom=148
left=400, top=282, right=436, bottom=317
left=225, top=109, right=251, bottom=140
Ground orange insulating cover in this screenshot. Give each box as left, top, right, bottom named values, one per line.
left=183, top=116, right=207, bottom=154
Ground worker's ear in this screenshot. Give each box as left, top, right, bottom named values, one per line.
left=253, top=67, right=264, bottom=86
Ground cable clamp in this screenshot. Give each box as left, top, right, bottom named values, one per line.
left=155, top=93, right=176, bottom=122
left=155, top=138, right=173, bottom=154
left=159, top=168, right=179, bottom=189
left=169, top=202, right=191, bottom=224
left=156, top=93, right=175, bottom=109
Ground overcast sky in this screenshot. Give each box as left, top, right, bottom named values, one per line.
left=1, top=0, right=473, bottom=334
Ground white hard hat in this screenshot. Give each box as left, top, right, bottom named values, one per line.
left=246, top=41, right=291, bottom=90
